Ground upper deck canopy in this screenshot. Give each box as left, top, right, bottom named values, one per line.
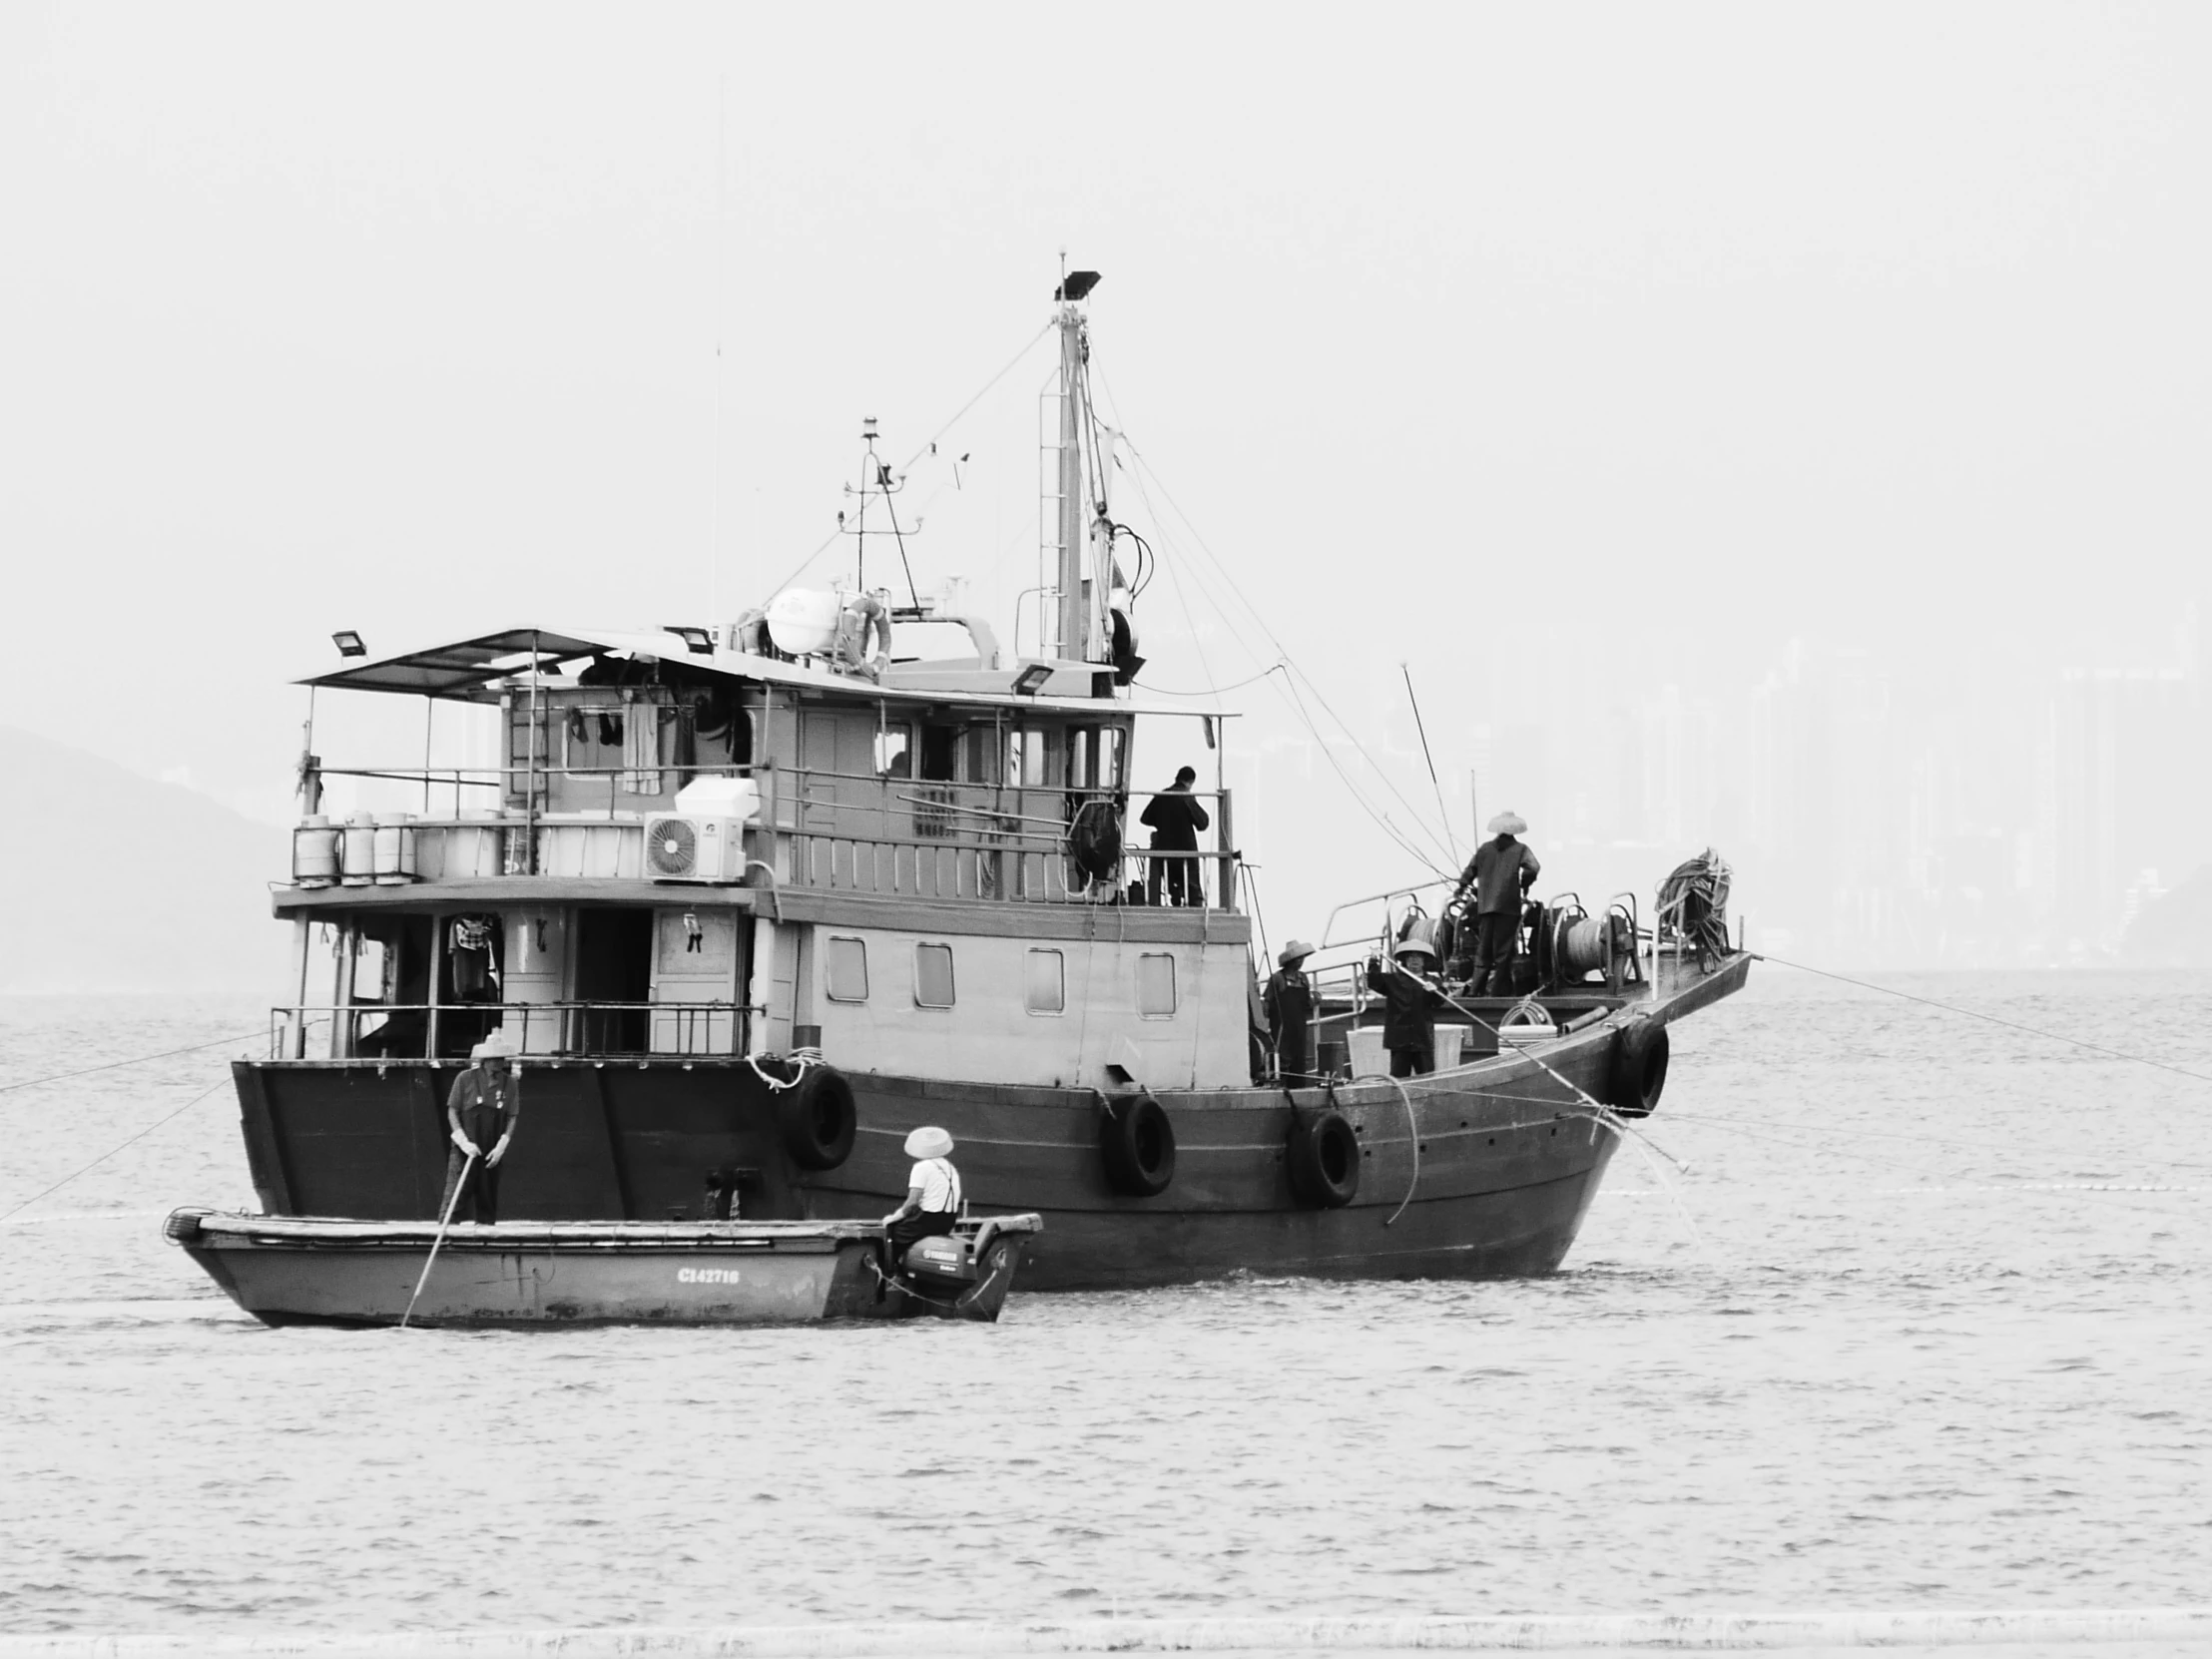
left=298, top=624, right=1231, bottom=721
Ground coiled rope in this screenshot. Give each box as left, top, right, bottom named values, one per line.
left=743, top=1049, right=820, bottom=1093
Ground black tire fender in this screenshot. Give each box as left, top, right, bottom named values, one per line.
left=1607, top=1018, right=1670, bottom=1118
left=1098, top=1091, right=1176, bottom=1197
left=778, top=1063, right=857, bottom=1171
left=1287, top=1107, right=1361, bottom=1209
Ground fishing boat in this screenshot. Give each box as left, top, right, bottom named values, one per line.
left=165, top=1209, right=1040, bottom=1327
left=201, top=268, right=1749, bottom=1295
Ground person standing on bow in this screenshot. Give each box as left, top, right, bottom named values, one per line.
left=1365, top=923, right=1449, bottom=1078
left=1140, top=766, right=1211, bottom=906
left=1458, top=811, right=1541, bottom=996
left=1263, top=940, right=1318, bottom=1083
left=881, top=1125, right=962, bottom=1272
left=442, top=1032, right=521, bottom=1225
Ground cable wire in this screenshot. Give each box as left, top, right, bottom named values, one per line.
left=1, top=1030, right=262, bottom=1096
left=0, top=1075, right=232, bottom=1224
left=763, top=320, right=1053, bottom=598
left=1754, top=953, right=2212, bottom=1088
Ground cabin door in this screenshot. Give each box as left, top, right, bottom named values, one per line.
left=574, top=907, right=653, bottom=1052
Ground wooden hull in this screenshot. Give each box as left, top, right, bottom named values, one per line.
left=228, top=956, right=1749, bottom=1291
left=166, top=1214, right=1034, bottom=1326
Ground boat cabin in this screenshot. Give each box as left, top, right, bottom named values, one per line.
left=274, top=618, right=1254, bottom=1094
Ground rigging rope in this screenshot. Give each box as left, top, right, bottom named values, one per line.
left=0, top=1075, right=232, bottom=1225
left=1133, top=662, right=1287, bottom=697
left=1, top=1029, right=264, bottom=1096
left=1099, top=388, right=1459, bottom=876
left=1753, top=953, right=2212, bottom=1088
left=763, top=321, right=1054, bottom=598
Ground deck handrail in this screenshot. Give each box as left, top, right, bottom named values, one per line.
left=272, top=998, right=748, bottom=1062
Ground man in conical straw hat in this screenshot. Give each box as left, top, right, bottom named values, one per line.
left=442, top=1030, right=520, bottom=1225
left=1365, top=917, right=1450, bottom=1076
left=1263, top=940, right=1319, bottom=1082
left=1457, top=811, right=1542, bottom=996
left=881, top=1125, right=962, bottom=1273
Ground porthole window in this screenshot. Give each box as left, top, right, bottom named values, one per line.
left=1136, top=951, right=1177, bottom=1018
left=826, top=936, right=868, bottom=1003
left=914, top=942, right=955, bottom=1009
left=1025, top=948, right=1065, bottom=1014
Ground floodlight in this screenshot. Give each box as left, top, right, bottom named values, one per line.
left=667, top=626, right=714, bottom=655
left=331, top=631, right=366, bottom=658
left=1056, top=271, right=1102, bottom=302
left=1012, top=663, right=1054, bottom=696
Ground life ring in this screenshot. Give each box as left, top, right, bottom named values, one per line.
left=1098, top=1092, right=1176, bottom=1197
left=778, top=1064, right=857, bottom=1170
left=1607, top=1018, right=1670, bottom=1118
left=1288, top=1107, right=1360, bottom=1208
left=837, top=591, right=893, bottom=681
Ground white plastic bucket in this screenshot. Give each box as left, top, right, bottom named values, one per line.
left=1431, top=1024, right=1466, bottom=1070
left=372, top=815, right=416, bottom=883
left=441, top=814, right=504, bottom=878
left=292, top=817, right=338, bottom=886
left=339, top=813, right=376, bottom=883
left=1347, top=1027, right=1388, bottom=1078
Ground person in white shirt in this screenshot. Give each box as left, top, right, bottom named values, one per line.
left=881, top=1125, right=962, bottom=1271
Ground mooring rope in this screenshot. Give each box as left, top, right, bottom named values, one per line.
left=1753, top=952, right=2212, bottom=1087
left=0, top=1028, right=264, bottom=1096
left=0, top=1075, right=233, bottom=1226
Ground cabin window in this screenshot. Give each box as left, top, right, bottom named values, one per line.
left=958, top=726, right=1000, bottom=785
left=1100, top=725, right=1126, bottom=788
left=826, top=936, right=869, bottom=1002
left=1024, top=948, right=1065, bottom=1014
left=914, top=942, right=956, bottom=1009
left=1136, top=951, right=1177, bottom=1018
left=917, top=724, right=956, bottom=782
left=1013, top=728, right=1051, bottom=788
left=875, top=724, right=912, bottom=779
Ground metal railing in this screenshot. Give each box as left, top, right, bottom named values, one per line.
left=273, top=1000, right=749, bottom=1061
left=769, top=765, right=1241, bottom=910
left=287, top=759, right=1244, bottom=911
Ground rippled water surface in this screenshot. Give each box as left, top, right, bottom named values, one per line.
left=3, top=974, right=2209, bottom=1644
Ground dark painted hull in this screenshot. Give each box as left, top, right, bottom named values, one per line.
left=168, top=1213, right=1033, bottom=1326
left=229, top=956, right=1748, bottom=1291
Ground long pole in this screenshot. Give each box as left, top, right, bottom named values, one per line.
left=400, top=1150, right=475, bottom=1330
left=1402, top=664, right=1459, bottom=867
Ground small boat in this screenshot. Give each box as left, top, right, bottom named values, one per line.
left=164, top=1208, right=1040, bottom=1327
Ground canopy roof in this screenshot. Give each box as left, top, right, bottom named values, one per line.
left=298, top=624, right=1230, bottom=720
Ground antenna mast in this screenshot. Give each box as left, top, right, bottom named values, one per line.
left=1047, top=264, right=1101, bottom=661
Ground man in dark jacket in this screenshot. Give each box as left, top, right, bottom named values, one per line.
left=442, top=1034, right=521, bottom=1225
left=1364, top=929, right=1449, bottom=1077
left=1458, top=812, right=1541, bottom=995
left=1263, top=940, right=1317, bottom=1082
left=1140, top=765, right=1210, bottom=906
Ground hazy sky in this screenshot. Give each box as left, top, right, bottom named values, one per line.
left=5, top=4, right=2206, bottom=921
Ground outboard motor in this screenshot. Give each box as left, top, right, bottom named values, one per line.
left=901, top=1234, right=983, bottom=1296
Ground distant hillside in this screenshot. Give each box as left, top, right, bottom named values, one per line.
left=0, top=726, right=289, bottom=992
left=2122, top=865, right=2212, bottom=968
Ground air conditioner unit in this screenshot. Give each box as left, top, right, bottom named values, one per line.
left=644, top=815, right=748, bottom=883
